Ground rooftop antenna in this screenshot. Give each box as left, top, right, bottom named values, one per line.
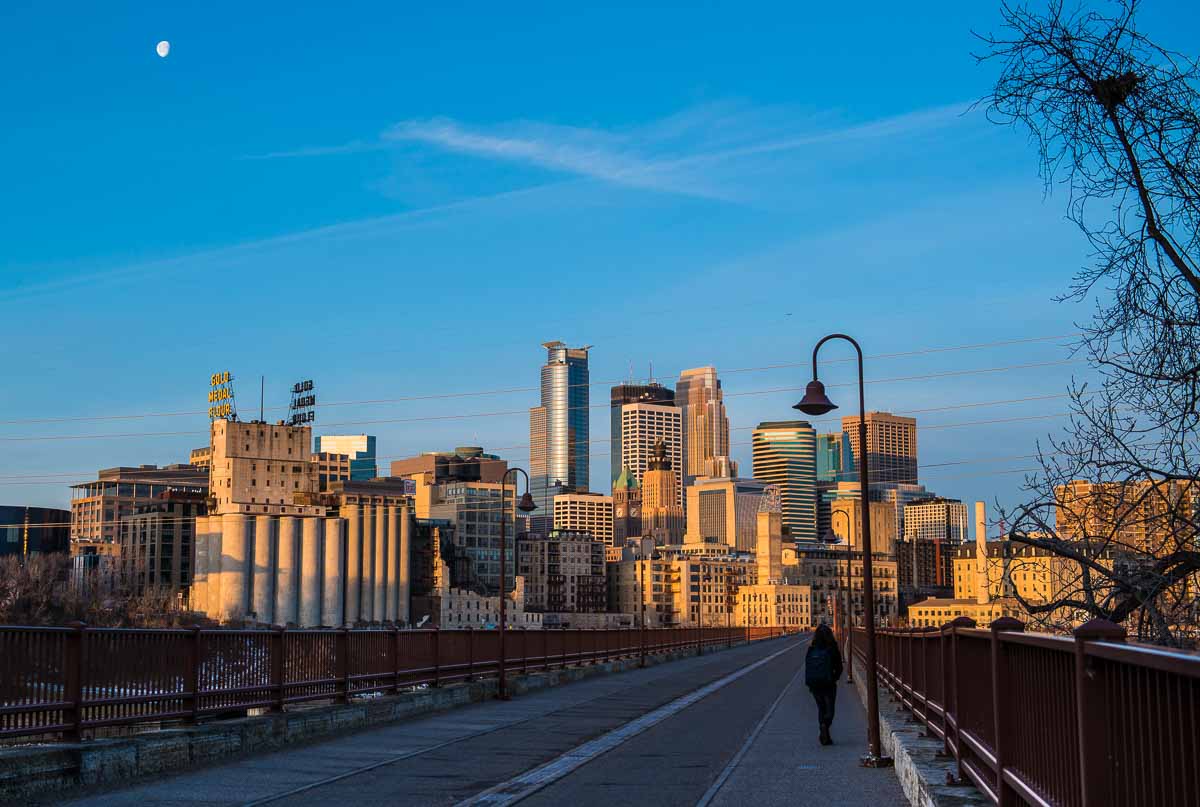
left=628, top=361, right=635, bottom=384
left=260, top=376, right=265, bottom=422
left=649, top=361, right=654, bottom=384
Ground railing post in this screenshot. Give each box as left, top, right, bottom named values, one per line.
left=336, top=627, right=350, bottom=704
left=990, top=617, right=1024, bottom=807
left=63, top=622, right=86, bottom=742
left=522, top=627, right=530, bottom=674
left=432, top=628, right=442, bottom=688
left=393, top=626, right=402, bottom=694
left=466, top=627, right=475, bottom=681
left=1074, top=618, right=1126, bottom=807
left=185, top=626, right=202, bottom=725
left=271, top=626, right=286, bottom=712
left=950, top=616, right=976, bottom=784
left=938, top=622, right=952, bottom=755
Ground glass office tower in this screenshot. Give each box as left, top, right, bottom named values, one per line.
left=530, top=342, right=591, bottom=512
left=751, top=421, right=818, bottom=542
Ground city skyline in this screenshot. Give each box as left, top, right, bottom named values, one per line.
left=3, top=333, right=1082, bottom=515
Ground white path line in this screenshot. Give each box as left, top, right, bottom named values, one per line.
left=456, top=638, right=805, bottom=807
left=694, top=641, right=810, bottom=807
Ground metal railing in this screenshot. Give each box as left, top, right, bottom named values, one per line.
left=855, top=617, right=1200, bottom=807
left=0, top=624, right=791, bottom=742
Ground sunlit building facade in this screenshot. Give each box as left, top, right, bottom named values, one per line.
left=842, top=411, right=918, bottom=485
left=530, top=341, right=591, bottom=512
left=676, top=366, right=736, bottom=486
left=609, top=381, right=674, bottom=486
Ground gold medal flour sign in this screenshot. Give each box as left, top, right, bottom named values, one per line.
left=208, top=371, right=236, bottom=420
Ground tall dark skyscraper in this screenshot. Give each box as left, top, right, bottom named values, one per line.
left=609, top=381, right=674, bottom=486
left=530, top=341, right=591, bottom=512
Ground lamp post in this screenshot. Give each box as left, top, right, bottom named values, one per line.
left=795, top=333, right=892, bottom=768
left=498, top=467, right=536, bottom=701
left=827, top=507, right=854, bottom=684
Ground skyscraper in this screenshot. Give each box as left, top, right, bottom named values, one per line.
left=841, top=411, right=918, bottom=485
left=815, top=431, right=856, bottom=542
left=315, top=434, right=378, bottom=480
left=609, top=381, right=674, bottom=485
left=675, top=366, right=736, bottom=486
left=530, top=341, right=591, bottom=512
left=751, top=420, right=818, bottom=542
left=620, top=402, right=683, bottom=507
left=816, top=432, right=856, bottom=483
left=642, top=441, right=684, bottom=544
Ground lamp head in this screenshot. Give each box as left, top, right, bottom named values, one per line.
left=517, top=492, right=537, bottom=513
left=794, top=379, right=837, bottom=416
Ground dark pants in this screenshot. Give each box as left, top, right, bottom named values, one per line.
left=810, top=684, right=837, bottom=727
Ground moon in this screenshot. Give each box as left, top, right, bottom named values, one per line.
left=156, top=40, right=170, bottom=58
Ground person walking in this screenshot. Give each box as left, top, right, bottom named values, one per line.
left=805, top=623, right=844, bottom=746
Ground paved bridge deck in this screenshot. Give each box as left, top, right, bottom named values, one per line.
left=54, top=635, right=905, bottom=807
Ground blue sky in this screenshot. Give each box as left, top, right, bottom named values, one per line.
left=3, top=1, right=1198, bottom=516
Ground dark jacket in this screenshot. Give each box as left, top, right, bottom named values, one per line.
left=805, top=640, right=843, bottom=687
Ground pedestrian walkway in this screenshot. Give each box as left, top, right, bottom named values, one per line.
left=50, top=635, right=905, bottom=807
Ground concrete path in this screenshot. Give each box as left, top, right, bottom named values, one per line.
left=55, top=635, right=905, bottom=807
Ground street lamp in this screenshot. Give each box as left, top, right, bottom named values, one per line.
left=498, top=467, right=536, bottom=700
left=826, top=507, right=853, bottom=684
left=795, top=333, right=892, bottom=768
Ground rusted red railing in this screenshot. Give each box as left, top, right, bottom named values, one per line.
left=0, top=624, right=790, bottom=742
left=854, top=618, right=1200, bottom=807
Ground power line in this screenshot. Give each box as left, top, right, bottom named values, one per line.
left=0, top=389, right=1082, bottom=481
left=0, top=333, right=1077, bottom=427
left=0, top=358, right=1083, bottom=444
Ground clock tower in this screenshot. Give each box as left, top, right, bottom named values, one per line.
left=612, top=465, right=642, bottom=544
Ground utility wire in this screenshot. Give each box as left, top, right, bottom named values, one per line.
left=0, top=333, right=1077, bottom=427
left=0, top=359, right=1082, bottom=444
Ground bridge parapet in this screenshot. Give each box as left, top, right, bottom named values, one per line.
left=855, top=619, right=1199, bottom=807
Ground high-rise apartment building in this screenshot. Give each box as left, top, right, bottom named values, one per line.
left=842, top=411, right=918, bottom=485
left=315, top=434, right=377, bottom=480
left=1055, top=479, right=1200, bottom=553
left=620, top=402, right=683, bottom=507
left=676, top=367, right=736, bottom=486
left=642, top=441, right=685, bottom=544
left=530, top=341, right=591, bottom=512
left=683, top=477, right=769, bottom=552
left=609, top=381, right=674, bottom=486
left=751, top=421, right=818, bottom=542
left=552, top=492, right=614, bottom=546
